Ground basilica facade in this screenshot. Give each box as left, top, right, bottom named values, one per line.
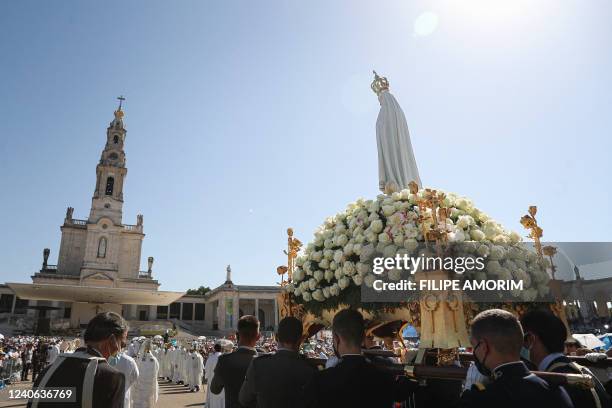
left=0, top=101, right=279, bottom=336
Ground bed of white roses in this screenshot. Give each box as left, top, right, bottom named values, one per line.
left=285, top=188, right=551, bottom=314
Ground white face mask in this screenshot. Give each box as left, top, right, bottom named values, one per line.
left=108, top=354, right=120, bottom=366
left=109, top=334, right=124, bottom=359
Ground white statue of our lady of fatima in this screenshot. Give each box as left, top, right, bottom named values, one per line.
left=372, top=71, right=422, bottom=193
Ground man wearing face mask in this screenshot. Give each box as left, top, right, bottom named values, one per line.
left=458, top=309, right=573, bottom=408
left=520, top=309, right=612, bottom=408
left=27, top=312, right=127, bottom=408
left=306, top=309, right=416, bottom=408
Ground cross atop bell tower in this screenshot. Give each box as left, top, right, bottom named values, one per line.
left=88, top=97, right=129, bottom=225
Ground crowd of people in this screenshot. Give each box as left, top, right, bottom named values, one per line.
left=0, top=335, right=78, bottom=386
left=0, top=308, right=610, bottom=407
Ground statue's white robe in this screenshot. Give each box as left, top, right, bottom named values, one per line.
left=376, top=90, right=421, bottom=192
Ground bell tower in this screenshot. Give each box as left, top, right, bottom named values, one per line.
left=89, top=96, right=128, bottom=226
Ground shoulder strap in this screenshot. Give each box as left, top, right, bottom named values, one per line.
left=81, top=358, right=99, bottom=408
left=30, top=353, right=105, bottom=408
left=31, top=356, right=68, bottom=408
left=549, top=361, right=603, bottom=408
left=548, top=360, right=578, bottom=373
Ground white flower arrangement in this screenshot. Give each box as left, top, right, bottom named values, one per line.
left=284, top=187, right=551, bottom=307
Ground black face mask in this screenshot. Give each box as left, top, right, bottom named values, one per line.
left=473, top=341, right=491, bottom=377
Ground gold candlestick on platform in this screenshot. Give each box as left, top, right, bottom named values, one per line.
left=520, top=206, right=543, bottom=258
left=277, top=228, right=302, bottom=318
left=543, top=245, right=558, bottom=280
left=277, top=228, right=302, bottom=285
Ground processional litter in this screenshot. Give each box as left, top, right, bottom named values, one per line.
left=274, top=72, right=594, bottom=391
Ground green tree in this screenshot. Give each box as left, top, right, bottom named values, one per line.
left=186, top=286, right=211, bottom=296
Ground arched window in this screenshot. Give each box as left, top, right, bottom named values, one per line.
left=105, top=177, right=114, bottom=195
left=113, top=135, right=119, bottom=144
left=97, top=237, right=107, bottom=258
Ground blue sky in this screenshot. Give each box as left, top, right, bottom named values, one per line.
left=1, top=1, right=611, bottom=291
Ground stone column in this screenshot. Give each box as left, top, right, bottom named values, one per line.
left=218, top=298, right=226, bottom=331
left=179, top=303, right=184, bottom=320
left=233, top=294, right=239, bottom=329
left=50, top=301, right=59, bottom=318
left=205, top=302, right=213, bottom=329
left=149, top=305, right=157, bottom=320
left=254, top=298, right=259, bottom=321
left=10, top=295, right=17, bottom=315
left=27, top=300, right=37, bottom=317
left=129, top=304, right=137, bottom=320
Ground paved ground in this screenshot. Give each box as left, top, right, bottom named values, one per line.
left=0, top=379, right=206, bottom=407
left=158, top=379, right=206, bottom=407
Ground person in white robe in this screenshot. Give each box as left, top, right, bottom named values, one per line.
left=46, top=342, right=60, bottom=365
left=110, top=351, right=139, bottom=408
left=188, top=349, right=203, bottom=392
left=175, top=347, right=183, bottom=384
left=165, top=347, right=173, bottom=380
left=184, top=349, right=192, bottom=388
left=204, top=342, right=225, bottom=408
left=179, top=348, right=189, bottom=385
left=171, top=347, right=181, bottom=383
left=128, top=339, right=141, bottom=358
left=132, top=340, right=159, bottom=408
left=158, top=347, right=169, bottom=379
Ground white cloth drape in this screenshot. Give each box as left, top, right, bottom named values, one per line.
left=204, top=352, right=224, bottom=408
left=376, top=90, right=421, bottom=192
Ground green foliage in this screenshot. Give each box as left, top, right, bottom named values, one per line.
left=186, top=286, right=211, bottom=296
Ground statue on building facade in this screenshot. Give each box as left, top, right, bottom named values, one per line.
left=65, top=207, right=74, bottom=222
left=42, top=248, right=50, bottom=270
left=137, top=214, right=144, bottom=226
left=225, top=265, right=232, bottom=285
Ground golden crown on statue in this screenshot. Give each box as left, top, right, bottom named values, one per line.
left=371, top=70, right=389, bottom=95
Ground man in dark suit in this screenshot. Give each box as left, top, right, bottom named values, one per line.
left=28, top=312, right=127, bottom=408
left=239, top=316, right=316, bottom=408
left=521, top=309, right=611, bottom=408
left=458, top=309, right=574, bottom=408
left=307, top=309, right=416, bottom=408
left=210, top=315, right=260, bottom=408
